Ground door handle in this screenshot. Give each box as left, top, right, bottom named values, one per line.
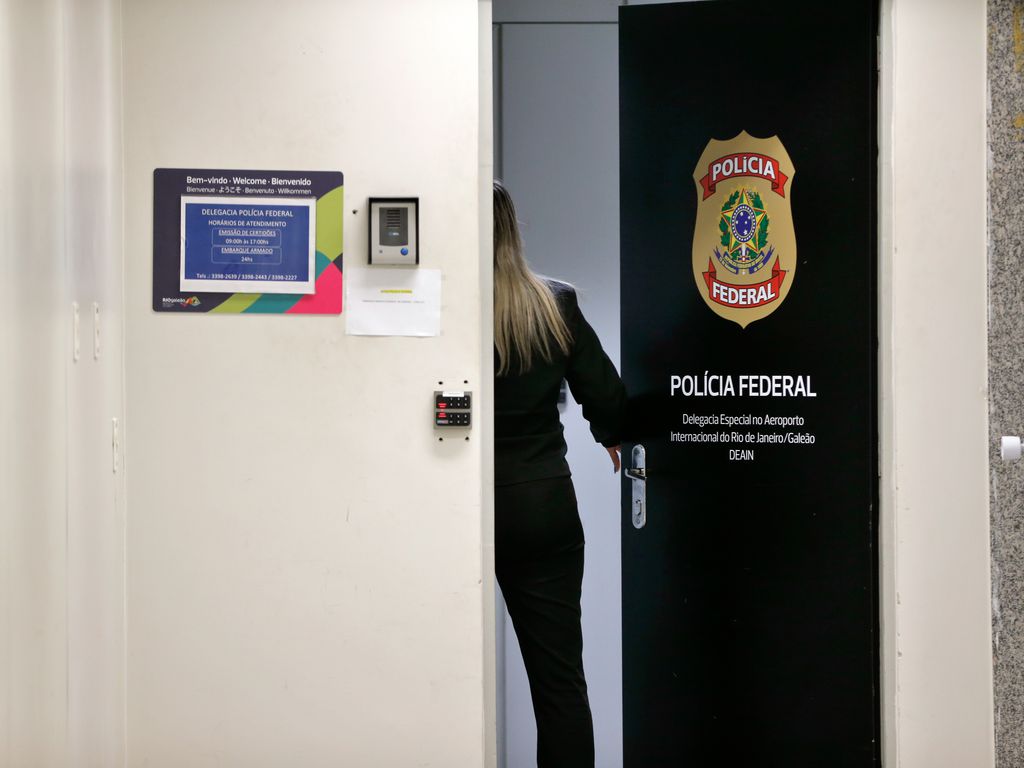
left=626, top=444, right=646, bottom=529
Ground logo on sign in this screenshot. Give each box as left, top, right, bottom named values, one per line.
left=692, top=131, right=796, bottom=328
left=161, top=296, right=202, bottom=307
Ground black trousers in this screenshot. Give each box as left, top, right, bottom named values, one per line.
left=495, top=476, right=594, bottom=768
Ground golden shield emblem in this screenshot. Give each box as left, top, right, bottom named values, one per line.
left=691, top=131, right=796, bottom=328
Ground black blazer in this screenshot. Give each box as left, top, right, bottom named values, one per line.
left=494, top=281, right=626, bottom=487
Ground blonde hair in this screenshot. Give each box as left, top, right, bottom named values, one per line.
left=493, top=181, right=572, bottom=376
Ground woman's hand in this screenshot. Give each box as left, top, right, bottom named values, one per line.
left=606, top=445, right=622, bottom=473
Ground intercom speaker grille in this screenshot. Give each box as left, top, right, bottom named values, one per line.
left=385, top=209, right=403, bottom=226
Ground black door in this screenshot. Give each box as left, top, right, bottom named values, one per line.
left=619, top=3, right=879, bottom=766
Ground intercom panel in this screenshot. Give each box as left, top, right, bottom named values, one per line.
left=369, top=197, right=419, bottom=265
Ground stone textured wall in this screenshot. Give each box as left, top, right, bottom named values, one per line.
left=989, top=2, right=1024, bottom=764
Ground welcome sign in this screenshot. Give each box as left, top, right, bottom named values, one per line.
left=153, top=168, right=344, bottom=314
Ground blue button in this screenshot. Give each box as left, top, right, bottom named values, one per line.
left=401, top=247, right=409, bottom=256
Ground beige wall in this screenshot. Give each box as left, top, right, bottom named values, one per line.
left=122, top=1, right=490, bottom=765
left=1, top=0, right=126, bottom=765
left=0, top=1, right=69, bottom=761
left=478, top=6, right=497, bottom=768
left=64, top=1, right=128, bottom=763
left=0, top=0, right=1001, bottom=765
left=881, top=0, right=995, bottom=765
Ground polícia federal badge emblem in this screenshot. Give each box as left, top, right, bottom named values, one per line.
left=692, top=131, right=796, bottom=328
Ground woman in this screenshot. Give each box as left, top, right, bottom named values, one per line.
left=493, top=180, right=626, bottom=768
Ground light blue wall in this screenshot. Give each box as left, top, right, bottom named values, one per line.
left=496, top=18, right=622, bottom=768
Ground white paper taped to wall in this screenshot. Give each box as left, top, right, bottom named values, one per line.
left=345, top=267, right=441, bottom=337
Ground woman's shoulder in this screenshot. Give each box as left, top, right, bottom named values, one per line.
left=541, top=277, right=578, bottom=310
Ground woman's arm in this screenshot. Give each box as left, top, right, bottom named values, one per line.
left=562, top=289, right=627, bottom=454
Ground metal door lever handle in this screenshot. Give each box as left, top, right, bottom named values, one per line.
left=628, top=445, right=646, bottom=529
